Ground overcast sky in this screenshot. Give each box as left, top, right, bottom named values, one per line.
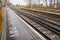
left=9, top=0, right=60, bottom=6
left=9, top=0, right=49, bottom=5
left=9, top=0, right=28, bottom=5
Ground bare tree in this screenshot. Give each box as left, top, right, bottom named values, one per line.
left=39, top=0, right=41, bottom=6
left=45, top=0, right=47, bottom=7
left=57, top=0, right=60, bottom=8
left=29, top=0, right=31, bottom=8
left=49, top=0, right=53, bottom=8
left=53, top=0, right=55, bottom=8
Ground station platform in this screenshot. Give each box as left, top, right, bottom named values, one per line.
left=1, top=7, right=42, bottom=40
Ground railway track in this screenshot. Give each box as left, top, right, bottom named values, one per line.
left=11, top=8, right=60, bottom=40
left=20, top=9, right=60, bottom=26
left=21, top=9, right=60, bottom=22
left=18, top=10, right=60, bottom=34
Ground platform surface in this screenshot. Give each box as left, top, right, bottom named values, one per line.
left=6, top=7, right=42, bottom=40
